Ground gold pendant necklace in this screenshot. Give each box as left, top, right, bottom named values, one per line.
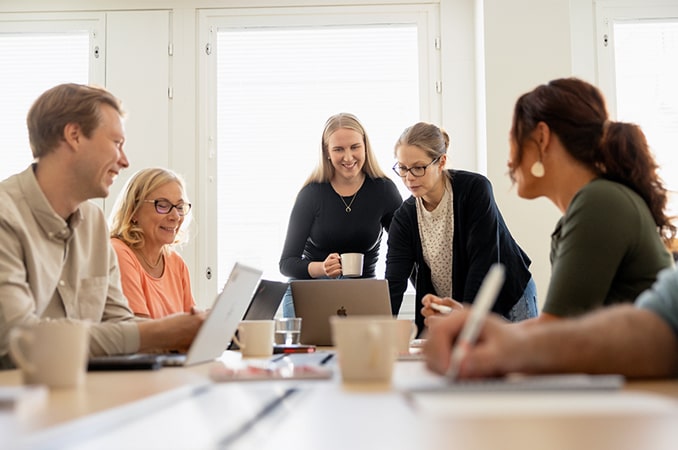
left=339, top=191, right=358, bottom=213
left=334, top=176, right=364, bottom=213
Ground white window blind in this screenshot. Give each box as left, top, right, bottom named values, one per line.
left=613, top=20, right=678, bottom=223
left=0, top=32, right=89, bottom=181
left=215, top=25, right=421, bottom=286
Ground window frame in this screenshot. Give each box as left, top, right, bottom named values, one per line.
left=595, top=0, right=678, bottom=232
left=0, top=12, right=105, bottom=204
left=595, top=1, right=678, bottom=115
left=0, top=12, right=105, bottom=85
left=196, top=4, right=441, bottom=298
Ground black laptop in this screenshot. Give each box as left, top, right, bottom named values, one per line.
left=228, top=279, right=289, bottom=350
left=242, top=279, right=289, bottom=321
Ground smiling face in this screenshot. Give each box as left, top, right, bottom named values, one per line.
left=74, top=104, right=129, bottom=199
left=395, top=143, right=445, bottom=202
left=327, top=127, right=365, bottom=182
left=134, top=181, right=187, bottom=252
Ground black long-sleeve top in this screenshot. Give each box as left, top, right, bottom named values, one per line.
left=279, top=176, right=403, bottom=279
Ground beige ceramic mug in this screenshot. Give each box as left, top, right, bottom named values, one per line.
left=340, top=253, right=364, bottom=277
left=233, top=320, right=274, bottom=358
left=9, top=320, right=90, bottom=388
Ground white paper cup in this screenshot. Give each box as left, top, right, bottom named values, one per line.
left=330, top=316, right=397, bottom=384
left=233, top=320, right=274, bottom=358
left=9, top=320, right=90, bottom=389
left=340, top=253, right=364, bottom=277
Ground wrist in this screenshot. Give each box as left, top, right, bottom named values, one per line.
left=308, top=261, right=323, bottom=278
left=137, top=320, right=165, bottom=352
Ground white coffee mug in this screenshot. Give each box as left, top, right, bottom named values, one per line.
left=395, top=319, right=418, bottom=355
left=233, top=320, right=274, bottom=358
left=340, top=253, right=364, bottom=277
left=330, top=316, right=397, bottom=383
left=9, top=320, right=90, bottom=389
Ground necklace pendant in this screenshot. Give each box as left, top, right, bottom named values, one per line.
left=345, top=206, right=351, bottom=213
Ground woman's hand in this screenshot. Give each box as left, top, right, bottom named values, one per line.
left=421, top=294, right=464, bottom=327
left=322, top=253, right=343, bottom=278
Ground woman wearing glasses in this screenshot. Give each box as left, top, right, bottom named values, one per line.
left=109, top=168, right=195, bottom=318
left=279, top=113, right=403, bottom=317
left=386, top=122, right=537, bottom=336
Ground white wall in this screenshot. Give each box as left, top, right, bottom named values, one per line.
left=482, top=0, right=580, bottom=305
left=0, top=0, right=601, bottom=307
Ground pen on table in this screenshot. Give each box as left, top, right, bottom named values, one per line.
left=445, top=263, right=505, bottom=381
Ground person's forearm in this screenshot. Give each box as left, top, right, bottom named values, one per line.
left=517, top=311, right=561, bottom=327
left=137, top=320, right=166, bottom=352
left=522, top=305, right=678, bottom=378
left=307, top=261, right=325, bottom=278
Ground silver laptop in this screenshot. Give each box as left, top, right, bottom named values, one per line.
left=89, top=262, right=262, bottom=369
left=291, top=279, right=392, bottom=346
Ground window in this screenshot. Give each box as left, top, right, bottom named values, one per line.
left=199, top=6, right=440, bottom=290
left=596, top=3, right=678, bottom=229
left=612, top=20, right=678, bottom=221
left=0, top=14, right=103, bottom=182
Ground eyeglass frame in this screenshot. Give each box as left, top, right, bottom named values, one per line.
left=392, top=156, right=442, bottom=178
left=143, top=199, right=192, bottom=216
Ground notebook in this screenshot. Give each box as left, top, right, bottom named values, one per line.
left=88, top=262, right=263, bottom=369
left=409, top=374, right=625, bottom=393
left=291, top=279, right=392, bottom=346
left=228, top=279, right=288, bottom=350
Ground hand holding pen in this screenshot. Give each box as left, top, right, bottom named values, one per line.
left=421, top=295, right=464, bottom=326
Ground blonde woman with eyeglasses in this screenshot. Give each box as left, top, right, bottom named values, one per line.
left=109, top=167, right=196, bottom=318
left=386, top=122, right=537, bottom=336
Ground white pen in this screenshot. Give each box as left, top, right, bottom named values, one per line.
left=445, top=263, right=505, bottom=380
left=429, top=302, right=453, bottom=315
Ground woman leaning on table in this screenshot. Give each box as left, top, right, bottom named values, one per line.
left=423, top=77, right=675, bottom=326
left=386, top=122, right=538, bottom=336
left=109, top=167, right=196, bottom=318
left=279, top=112, right=403, bottom=317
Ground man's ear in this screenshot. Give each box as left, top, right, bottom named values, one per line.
left=63, top=122, right=81, bottom=149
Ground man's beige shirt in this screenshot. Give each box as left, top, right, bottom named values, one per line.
left=0, top=165, right=140, bottom=368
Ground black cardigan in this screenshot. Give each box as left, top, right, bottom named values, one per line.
left=385, top=170, right=533, bottom=335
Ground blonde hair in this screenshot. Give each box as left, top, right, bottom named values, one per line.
left=304, top=113, right=387, bottom=186
left=109, top=167, right=191, bottom=249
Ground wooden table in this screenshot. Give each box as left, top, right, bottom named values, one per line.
left=1, top=351, right=677, bottom=449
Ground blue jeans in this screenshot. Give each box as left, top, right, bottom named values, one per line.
left=506, top=277, right=538, bottom=321
left=282, top=284, right=296, bottom=318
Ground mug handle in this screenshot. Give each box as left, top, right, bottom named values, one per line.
left=232, top=325, right=245, bottom=350
left=9, top=329, right=36, bottom=375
